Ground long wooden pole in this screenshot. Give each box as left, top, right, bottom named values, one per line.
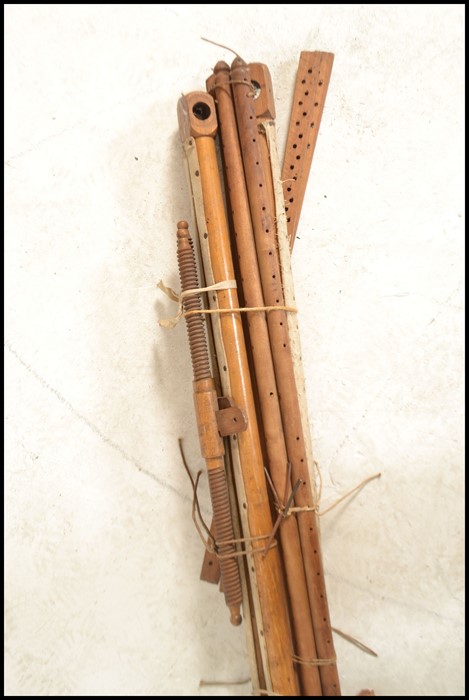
left=178, top=90, right=299, bottom=697
left=207, top=61, right=322, bottom=697
left=231, top=59, right=341, bottom=696
left=181, top=134, right=269, bottom=691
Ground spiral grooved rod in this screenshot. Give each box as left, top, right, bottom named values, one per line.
left=176, top=223, right=211, bottom=381
left=176, top=220, right=242, bottom=626
left=207, top=467, right=243, bottom=611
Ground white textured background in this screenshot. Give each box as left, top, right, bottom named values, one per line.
left=5, top=4, right=464, bottom=697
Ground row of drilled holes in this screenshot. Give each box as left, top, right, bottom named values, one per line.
left=241, top=422, right=333, bottom=650
left=248, top=127, right=288, bottom=317
left=285, top=77, right=324, bottom=218
left=203, top=97, right=333, bottom=661
left=258, top=124, right=285, bottom=332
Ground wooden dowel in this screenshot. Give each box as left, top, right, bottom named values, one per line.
left=208, top=62, right=322, bottom=697
left=182, top=134, right=268, bottom=692
left=231, top=59, right=341, bottom=696
left=178, top=91, right=299, bottom=697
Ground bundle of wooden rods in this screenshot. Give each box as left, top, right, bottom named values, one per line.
left=165, top=50, right=373, bottom=697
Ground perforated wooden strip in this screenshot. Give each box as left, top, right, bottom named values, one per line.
left=282, top=51, right=334, bottom=248
left=262, top=118, right=342, bottom=697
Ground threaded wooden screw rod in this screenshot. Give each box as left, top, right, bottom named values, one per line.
left=177, top=221, right=242, bottom=626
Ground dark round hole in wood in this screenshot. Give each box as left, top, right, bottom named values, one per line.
left=192, top=102, right=211, bottom=120
left=251, top=79, right=261, bottom=100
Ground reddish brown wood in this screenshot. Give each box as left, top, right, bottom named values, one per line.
left=200, top=532, right=221, bottom=584
left=231, top=59, right=341, bottom=696
left=207, top=61, right=322, bottom=697
left=281, top=52, right=334, bottom=248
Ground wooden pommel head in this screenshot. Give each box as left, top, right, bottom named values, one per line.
left=230, top=56, right=250, bottom=90
left=177, top=91, right=217, bottom=141
left=206, top=60, right=230, bottom=94
left=248, top=63, right=276, bottom=120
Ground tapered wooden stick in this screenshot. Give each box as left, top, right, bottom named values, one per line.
left=231, top=59, right=341, bottom=696
left=178, top=90, right=299, bottom=697
left=281, top=52, right=334, bottom=249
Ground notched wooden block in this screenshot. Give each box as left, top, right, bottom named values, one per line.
left=177, top=91, right=217, bottom=141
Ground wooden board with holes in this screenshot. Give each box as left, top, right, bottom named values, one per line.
left=282, top=51, right=334, bottom=248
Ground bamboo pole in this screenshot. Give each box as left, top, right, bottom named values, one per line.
left=207, top=61, right=322, bottom=697
left=231, top=59, right=341, bottom=696
left=178, top=90, right=299, bottom=697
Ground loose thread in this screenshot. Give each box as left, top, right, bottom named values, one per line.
left=262, top=464, right=291, bottom=555
left=315, top=459, right=324, bottom=508
left=263, top=467, right=282, bottom=511
left=283, top=478, right=302, bottom=517
left=272, top=472, right=382, bottom=520
left=318, top=472, right=381, bottom=516
left=201, top=36, right=244, bottom=61
left=263, top=465, right=301, bottom=556
left=199, top=678, right=251, bottom=688
left=178, top=439, right=217, bottom=548
left=292, top=654, right=337, bottom=667
left=180, top=445, right=278, bottom=561
left=332, top=627, right=378, bottom=657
